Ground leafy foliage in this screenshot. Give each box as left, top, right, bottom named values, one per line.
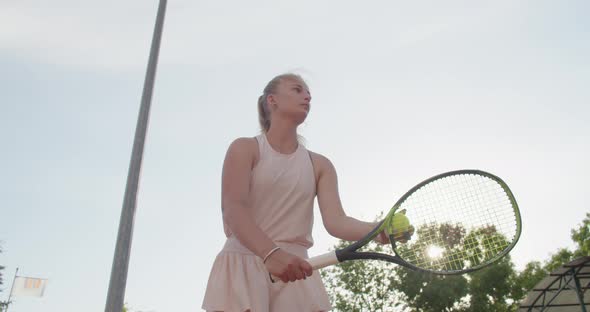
left=321, top=240, right=403, bottom=312
left=509, top=261, right=547, bottom=305
left=322, top=213, right=590, bottom=311
left=0, top=243, right=4, bottom=291
left=571, top=212, right=590, bottom=258
left=323, top=222, right=522, bottom=311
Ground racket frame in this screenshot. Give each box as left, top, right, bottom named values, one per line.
left=319, top=169, right=522, bottom=275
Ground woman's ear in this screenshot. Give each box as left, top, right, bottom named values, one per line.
left=267, top=94, right=278, bottom=110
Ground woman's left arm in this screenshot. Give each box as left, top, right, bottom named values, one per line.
left=311, top=152, right=386, bottom=242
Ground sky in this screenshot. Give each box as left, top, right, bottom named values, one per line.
left=1, top=0, right=589, bottom=311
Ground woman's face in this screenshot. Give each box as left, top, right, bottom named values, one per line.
left=269, top=78, right=311, bottom=124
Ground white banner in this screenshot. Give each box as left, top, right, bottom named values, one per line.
left=11, top=276, right=47, bottom=297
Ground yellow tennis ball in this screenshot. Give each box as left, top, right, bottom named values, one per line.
left=386, top=212, right=411, bottom=237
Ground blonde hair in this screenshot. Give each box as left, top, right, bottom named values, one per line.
left=257, top=73, right=307, bottom=133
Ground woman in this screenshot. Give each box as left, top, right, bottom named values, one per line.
left=202, top=73, right=388, bottom=312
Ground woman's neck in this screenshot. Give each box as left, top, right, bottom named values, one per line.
left=265, top=123, right=299, bottom=154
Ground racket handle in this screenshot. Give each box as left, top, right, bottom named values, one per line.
left=269, top=251, right=339, bottom=283
left=307, top=251, right=339, bottom=270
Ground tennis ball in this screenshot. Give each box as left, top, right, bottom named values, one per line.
left=386, top=210, right=411, bottom=239
left=388, top=213, right=410, bottom=234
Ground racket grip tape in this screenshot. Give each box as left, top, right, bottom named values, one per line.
left=270, top=251, right=339, bottom=283
left=307, top=251, right=339, bottom=270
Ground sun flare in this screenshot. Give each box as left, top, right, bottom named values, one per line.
left=427, top=245, right=444, bottom=259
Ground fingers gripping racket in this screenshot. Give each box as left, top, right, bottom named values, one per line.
left=307, top=169, right=521, bottom=275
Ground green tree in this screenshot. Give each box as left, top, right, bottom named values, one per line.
left=508, top=213, right=590, bottom=308
left=571, top=212, right=590, bottom=258
left=463, top=256, right=516, bottom=312
left=0, top=243, right=4, bottom=291
left=322, top=215, right=589, bottom=312
left=544, top=248, right=574, bottom=273
left=541, top=213, right=590, bottom=274
left=392, top=267, right=468, bottom=312
left=509, top=261, right=547, bottom=306
left=0, top=243, right=6, bottom=311
left=394, top=223, right=518, bottom=312
left=321, top=240, right=403, bottom=312
left=323, top=222, right=523, bottom=312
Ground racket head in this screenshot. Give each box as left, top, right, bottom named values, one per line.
left=386, top=169, right=521, bottom=274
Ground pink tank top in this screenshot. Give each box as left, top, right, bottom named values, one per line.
left=224, top=134, right=316, bottom=248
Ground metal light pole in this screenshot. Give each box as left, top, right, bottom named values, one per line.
left=104, top=1, right=167, bottom=311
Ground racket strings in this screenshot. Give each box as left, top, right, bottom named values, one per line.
left=395, top=173, right=518, bottom=272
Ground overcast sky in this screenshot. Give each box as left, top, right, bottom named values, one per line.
left=1, top=1, right=589, bottom=311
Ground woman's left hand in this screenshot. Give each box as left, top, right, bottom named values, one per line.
left=374, top=229, right=390, bottom=244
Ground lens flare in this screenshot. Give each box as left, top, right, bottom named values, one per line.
left=427, top=245, right=444, bottom=259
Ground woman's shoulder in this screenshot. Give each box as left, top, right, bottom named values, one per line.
left=229, top=136, right=259, bottom=146
left=226, top=136, right=260, bottom=156
left=307, top=150, right=336, bottom=172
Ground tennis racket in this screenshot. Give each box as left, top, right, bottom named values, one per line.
left=306, top=169, right=521, bottom=275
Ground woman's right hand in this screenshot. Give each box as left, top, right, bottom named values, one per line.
left=264, top=249, right=313, bottom=283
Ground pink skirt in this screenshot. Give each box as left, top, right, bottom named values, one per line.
left=202, top=237, right=332, bottom=312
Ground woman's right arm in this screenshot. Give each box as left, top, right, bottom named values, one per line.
left=221, top=137, right=312, bottom=282
left=221, top=137, right=276, bottom=258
